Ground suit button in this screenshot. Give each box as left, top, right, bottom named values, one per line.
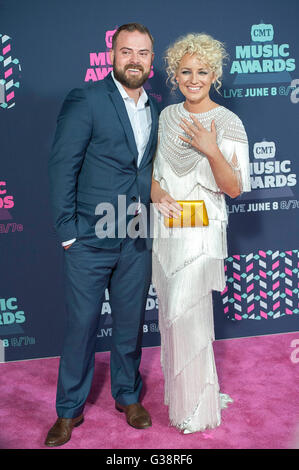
left=131, top=196, right=137, bottom=201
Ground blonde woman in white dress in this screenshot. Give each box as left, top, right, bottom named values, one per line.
left=151, top=33, right=251, bottom=434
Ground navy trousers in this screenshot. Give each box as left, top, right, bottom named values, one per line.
left=55, top=235, right=152, bottom=418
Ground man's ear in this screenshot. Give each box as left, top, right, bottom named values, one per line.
left=109, top=49, right=114, bottom=64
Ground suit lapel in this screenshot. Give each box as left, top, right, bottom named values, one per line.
left=105, top=74, right=138, bottom=159
left=139, top=97, right=158, bottom=169
left=104, top=73, right=158, bottom=167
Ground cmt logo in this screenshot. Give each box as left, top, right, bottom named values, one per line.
left=253, top=140, right=276, bottom=159
left=239, top=138, right=297, bottom=201
left=0, top=298, right=26, bottom=326
left=0, top=33, right=21, bottom=109
left=229, top=21, right=296, bottom=83
left=251, top=22, right=274, bottom=42
left=250, top=139, right=296, bottom=190
left=105, top=29, right=116, bottom=48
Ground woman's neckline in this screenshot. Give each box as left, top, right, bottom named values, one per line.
left=180, top=102, right=223, bottom=116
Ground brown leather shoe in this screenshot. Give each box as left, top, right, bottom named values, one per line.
left=44, top=414, right=84, bottom=447
left=115, top=402, right=152, bottom=429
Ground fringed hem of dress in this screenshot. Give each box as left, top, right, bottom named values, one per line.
left=152, top=102, right=250, bottom=434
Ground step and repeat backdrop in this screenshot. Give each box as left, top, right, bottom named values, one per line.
left=1, top=0, right=298, bottom=361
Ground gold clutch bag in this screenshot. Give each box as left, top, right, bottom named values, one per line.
left=164, top=200, right=209, bottom=228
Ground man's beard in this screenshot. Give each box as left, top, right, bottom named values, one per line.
left=113, top=61, right=151, bottom=89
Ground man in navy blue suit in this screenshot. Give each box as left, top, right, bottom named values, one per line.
left=45, top=23, right=158, bottom=447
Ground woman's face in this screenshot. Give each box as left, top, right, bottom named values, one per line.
left=175, top=53, right=215, bottom=105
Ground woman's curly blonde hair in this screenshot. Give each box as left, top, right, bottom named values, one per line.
left=165, top=33, right=228, bottom=94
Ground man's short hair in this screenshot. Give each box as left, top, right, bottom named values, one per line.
left=112, top=23, right=154, bottom=50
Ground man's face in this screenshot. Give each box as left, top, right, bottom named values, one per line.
left=110, top=30, right=154, bottom=89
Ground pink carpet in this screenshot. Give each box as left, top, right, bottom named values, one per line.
left=1, top=332, right=299, bottom=449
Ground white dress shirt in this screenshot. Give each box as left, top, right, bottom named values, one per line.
left=111, top=71, right=152, bottom=167
left=62, top=72, right=152, bottom=247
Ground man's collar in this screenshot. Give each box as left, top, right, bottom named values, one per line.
left=111, top=71, right=149, bottom=106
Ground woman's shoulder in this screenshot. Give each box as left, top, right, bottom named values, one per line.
left=218, top=105, right=245, bottom=125
left=159, top=102, right=181, bottom=119
left=218, top=106, right=248, bottom=142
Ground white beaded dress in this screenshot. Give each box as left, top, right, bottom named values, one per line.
left=152, top=102, right=251, bottom=433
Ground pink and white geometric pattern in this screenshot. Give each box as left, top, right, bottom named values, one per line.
left=221, top=250, right=299, bottom=320
left=0, top=33, right=21, bottom=109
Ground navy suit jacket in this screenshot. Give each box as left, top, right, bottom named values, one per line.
left=49, top=73, right=159, bottom=248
